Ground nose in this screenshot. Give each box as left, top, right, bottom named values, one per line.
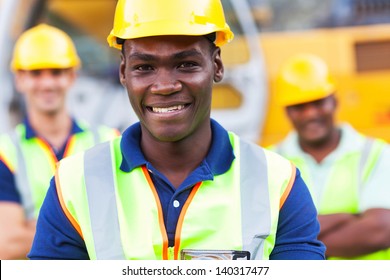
left=299, top=103, right=321, bottom=118
left=150, top=70, right=182, bottom=95
left=36, top=70, right=58, bottom=87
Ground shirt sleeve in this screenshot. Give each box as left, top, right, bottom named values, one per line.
left=270, top=168, right=326, bottom=260
left=360, top=145, right=390, bottom=211
left=0, top=159, right=21, bottom=203
left=28, top=177, right=89, bottom=260
left=29, top=168, right=325, bottom=260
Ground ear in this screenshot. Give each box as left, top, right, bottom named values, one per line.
left=119, top=53, right=126, bottom=87
left=213, top=47, right=224, bottom=83
left=67, top=68, right=77, bottom=85
left=285, top=106, right=293, bottom=118
left=330, top=94, right=338, bottom=109
left=14, top=71, right=26, bottom=95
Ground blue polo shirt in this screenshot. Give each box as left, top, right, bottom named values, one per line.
left=29, top=120, right=325, bottom=260
left=0, top=118, right=84, bottom=204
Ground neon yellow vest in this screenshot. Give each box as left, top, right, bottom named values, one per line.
left=56, top=132, right=296, bottom=260
left=271, top=137, right=390, bottom=260
left=0, top=123, right=118, bottom=219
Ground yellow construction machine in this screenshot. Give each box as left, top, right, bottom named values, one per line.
left=1, top=0, right=390, bottom=146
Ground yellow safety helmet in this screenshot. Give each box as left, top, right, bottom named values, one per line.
left=276, top=53, right=335, bottom=107
left=107, top=0, right=234, bottom=50
left=11, top=24, right=81, bottom=71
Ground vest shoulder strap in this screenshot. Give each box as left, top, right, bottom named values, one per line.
left=360, top=137, right=387, bottom=191
left=238, top=138, right=270, bottom=258
left=83, top=141, right=125, bottom=259
left=7, top=127, right=35, bottom=219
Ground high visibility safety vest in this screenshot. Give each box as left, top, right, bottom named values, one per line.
left=0, top=123, right=118, bottom=219
left=272, top=136, right=390, bottom=260
left=56, top=132, right=296, bottom=260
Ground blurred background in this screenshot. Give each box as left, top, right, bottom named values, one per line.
left=1, top=0, right=390, bottom=146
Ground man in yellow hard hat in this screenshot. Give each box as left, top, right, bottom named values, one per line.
left=270, top=53, right=390, bottom=259
left=0, top=24, right=119, bottom=259
left=29, top=0, right=325, bottom=260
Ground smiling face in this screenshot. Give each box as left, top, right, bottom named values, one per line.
left=15, top=68, right=75, bottom=116
left=119, top=35, right=224, bottom=142
left=286, top=95, right=337, bottom=146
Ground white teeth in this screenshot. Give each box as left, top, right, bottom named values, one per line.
left=152, top=105, right=185, bottom=113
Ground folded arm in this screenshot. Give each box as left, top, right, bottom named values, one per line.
left=0, top=202, right=36, bottom=259
left=318, top=208, right=390, bottom=258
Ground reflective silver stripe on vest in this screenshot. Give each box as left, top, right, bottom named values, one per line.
left=274, top=143, right=283, bottom=155
left=239, top=138, right=270, bottom=260
left=89, top=126, right=100, bottom=145
left=8, top=131, right=35, bottom=219
left=84, top=141, right=125, bottom=259
left=359, top=138, right=375, bottom=193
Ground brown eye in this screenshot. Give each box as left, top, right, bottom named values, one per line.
left=312, top=99, right=326, bottom=107
left=135, top=65, right=153, bottom=71
left=179, top=62, right=196, bottom=68
left=30, top=70, right=42, bottom=77
left=51, top=69, right=64, bottom=76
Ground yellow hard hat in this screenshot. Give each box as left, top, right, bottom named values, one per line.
left=11, top=24, right=81, bottom=71
left=276, top=53, right=335, bottom=107
left=107, top=0, right=234, bottom=50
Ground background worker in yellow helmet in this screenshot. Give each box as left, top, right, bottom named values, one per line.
left=0, top=24, right=119, bottom=259
left=29, top=0, right=325, bottom=260
left=270, top=53, right=390, bottom=259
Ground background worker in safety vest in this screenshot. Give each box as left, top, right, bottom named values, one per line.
left=29, top=0, right=325, bottom=260
left=270, top=53, right=390, bottom=259
left=0, top=24, right=119, bottom=259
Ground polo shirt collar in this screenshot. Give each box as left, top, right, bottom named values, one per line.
left=119, top=119, right=235, bottom=177
left=282, top=123, right=364, bottom=159
left=23, top=117, right=84, bottom=140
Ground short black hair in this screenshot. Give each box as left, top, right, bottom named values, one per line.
left=118, top=32, right=217, bottom=57
left=117, top=38, right=126, bottom=56
left=116, top=37, right=125, bottom=45
left=204, top=32, right=216, bottom=44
